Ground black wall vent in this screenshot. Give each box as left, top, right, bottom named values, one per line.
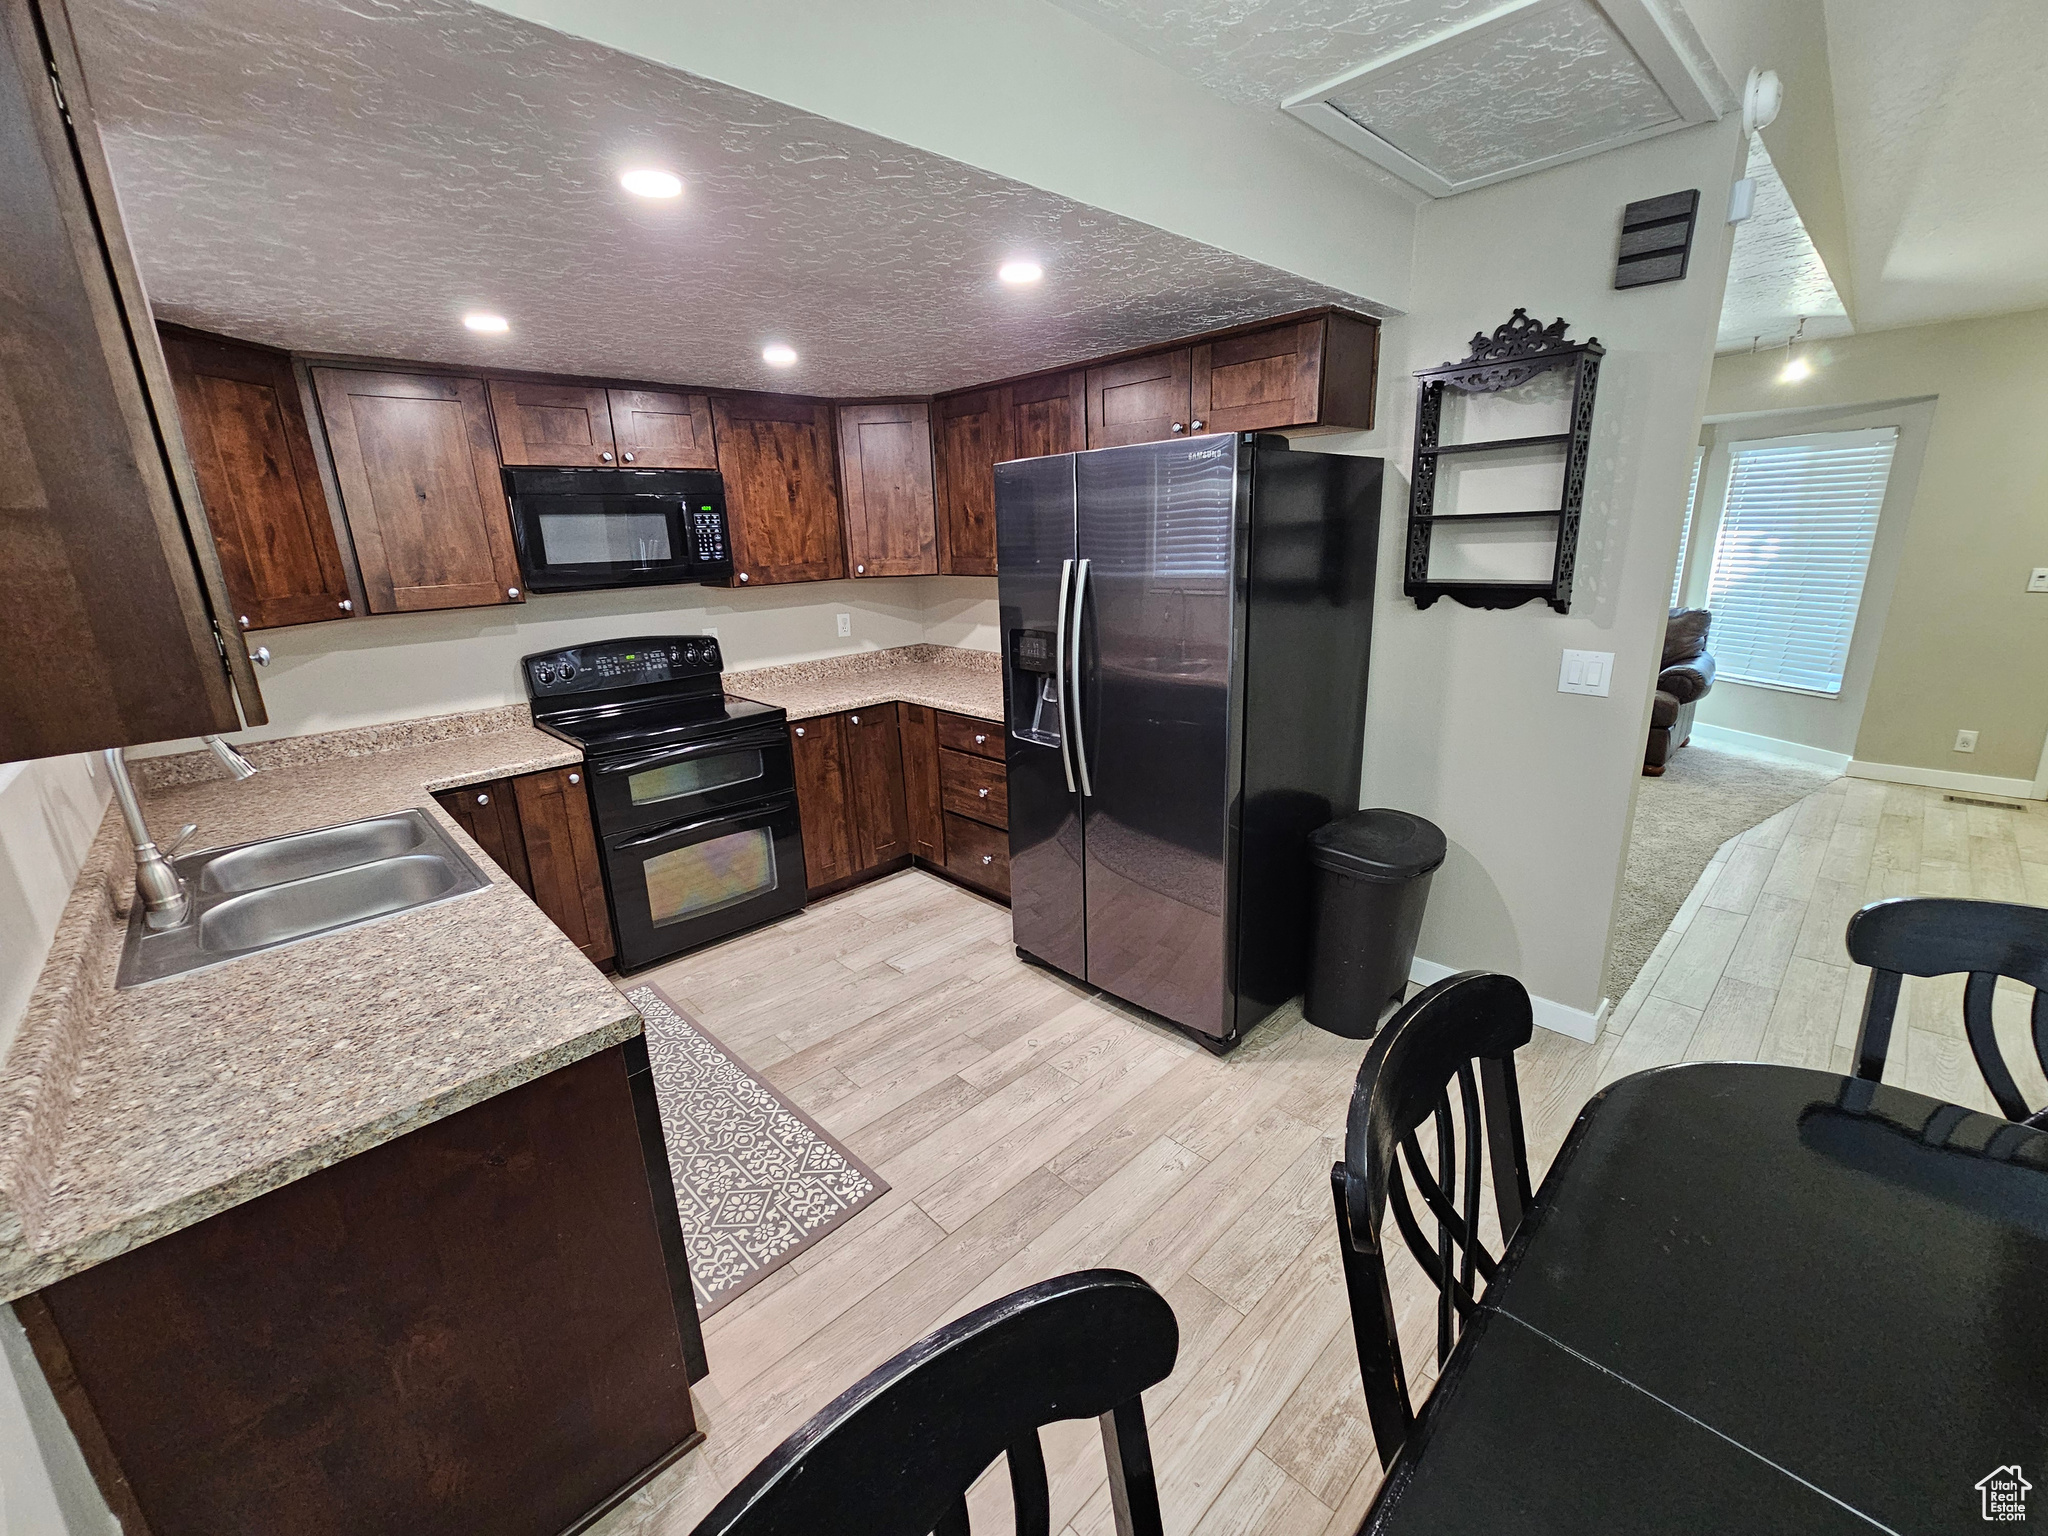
left=1615, top=190, right=1699, bottom=288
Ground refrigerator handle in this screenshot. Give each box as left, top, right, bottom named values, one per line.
left=1054, top=558, right=1076, bottom=794
left=1071, top=557, right=1093, bottom=798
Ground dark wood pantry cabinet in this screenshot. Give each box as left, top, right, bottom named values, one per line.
left=311, top=367, right=525, bottom=613
left=836, top=401, right=939, bottom=577
left=160, top=327, right=354, bottom=631
left=711, top=393, right=848, bottom=586
left=434, top=765, right=614, bottom=965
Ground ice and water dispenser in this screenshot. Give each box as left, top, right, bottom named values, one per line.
left=1008, top=628, right=1063, bottom=749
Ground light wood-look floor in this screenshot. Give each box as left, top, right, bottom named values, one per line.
left=590, top=772, right=2040, bottom=1536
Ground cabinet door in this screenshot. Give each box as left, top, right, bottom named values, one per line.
left=609, top=389, right=715, bottom=470
left=160, top=328, right=353, bottom=632
left=312, top=368, right=524, bottom=613
left=931, top=389, right=1004, bottom=577
left=487, top=380, right=618, bottom=467
left=1005, top=371, right=1086, bottom=460
left=1085, top=349, right=1193, bottom=447
left=790, top=716, right=855, bottom=890
left=1190, top=319, right=1326, bottom=435
left=434, top=780, right=532, bottom=892
left=837, top=401, right=938, bottom=578
left=512, top=767, right=615, bottom=965
left=898, top=703, right=945, bottom=865
left=845, top=705, right=910, bottom=872
left=710, top=394, right=847, bottom=586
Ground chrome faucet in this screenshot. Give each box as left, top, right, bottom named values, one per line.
left=103, top=737, right=257, bottom=932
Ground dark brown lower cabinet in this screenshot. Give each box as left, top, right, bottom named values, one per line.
left=18, top=1043, right=704, bottom=1536
left=788, top=708, right=910, bottom=896
left=790, top=714, right=855, bottom=891
left=845, top=705, right=910, bottom=870
left=434, top=766, right=614, bottom=965
left=899, top=704, right=945, bottom=864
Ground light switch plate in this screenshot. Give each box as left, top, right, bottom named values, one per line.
left=1559, top=649, right=1614, bottom=697
left=2029, top=569, right=2048, bottom=592
left=836, top=612, right=852, bottom=637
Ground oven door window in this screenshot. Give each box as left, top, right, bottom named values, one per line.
left=537, top=506, right=674, bottom=568
left=641, top=827, right=778, bottom=926
left=627, top=749, right=765, bottom=808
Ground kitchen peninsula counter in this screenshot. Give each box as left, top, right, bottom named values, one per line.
left=0, top=707, right=638, bottom=1302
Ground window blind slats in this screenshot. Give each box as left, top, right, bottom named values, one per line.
left=1672, top=447, right=1703, bottom=608
left=1704, top=428, right=1896, bottom=696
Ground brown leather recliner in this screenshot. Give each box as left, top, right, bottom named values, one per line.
left=1645, top=608, right=1715, bottom=776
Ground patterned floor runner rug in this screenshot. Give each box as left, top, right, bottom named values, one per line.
left=625, top=983, right=888, bottom=1317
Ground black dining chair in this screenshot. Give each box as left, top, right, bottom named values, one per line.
left=1846, top=896, right=2048, bottom=1126
left=688, top=1269, right=1178, bottom=1536
left=1332, top=970, right=1534, bottom=1468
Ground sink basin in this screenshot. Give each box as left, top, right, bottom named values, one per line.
left=198, top=814, right=431, bottom=895
left=200, top=854, right=469, bottom=954
left=117, top=808, right=489, bottom=987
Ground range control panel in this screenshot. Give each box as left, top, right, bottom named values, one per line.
left=522, top=635, right=724, bottom=698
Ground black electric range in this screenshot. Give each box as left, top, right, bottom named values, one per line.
left=524, top=635, right=805, bottom=970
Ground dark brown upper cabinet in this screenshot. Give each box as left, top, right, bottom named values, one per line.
left=1190, top=313, right=1379, bottom=435
left=1, top=0, right=262, bottom=762
left=710, top=394, right=847, bottom=586
left=1086, top=349, right=1194, bottom=448
left=1006, top=371, right=1087, bottom=461
left=487, top=379, right=618, bottom=467
left=836, top=401, right=937, bottom=578
left=608, top=389, right=715, bottom=470
left=931, top=389, right=1002, bottom=578
left=312, top=367, right=525, bottom=613
left=160, top=327, right=354, bottom=632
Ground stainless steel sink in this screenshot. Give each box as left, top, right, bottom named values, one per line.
left=117, top=809, right=489, bottom=987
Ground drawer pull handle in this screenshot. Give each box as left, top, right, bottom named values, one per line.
left=981, top=854, right=993, bottom=865
left=978, top=788, right=989, bottom=798
left=568, top=773, right=580, bottom=785
left=974, top=734, right=987, bottom=745
left=475, top=793, right=489, bottom=806
left=794, top=727, right=805, bottom=737
left=851, top=714, right=860, bottom=725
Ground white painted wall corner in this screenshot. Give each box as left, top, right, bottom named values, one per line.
left=1409, top=958, right=1607, bottom=1043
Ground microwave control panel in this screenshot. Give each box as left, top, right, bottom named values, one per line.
left=689, top=504, right=728, bottom=563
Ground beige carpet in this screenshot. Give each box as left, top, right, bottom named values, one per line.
left=1605, top=743, right=1841, bottom=1002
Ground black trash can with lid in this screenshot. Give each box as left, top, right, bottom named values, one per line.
left=1304, top=809, right=1447, bottom=1039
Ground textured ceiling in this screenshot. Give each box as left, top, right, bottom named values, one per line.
left=1046, top=0, right=1727, bottom=195
left=67, top=0, right=1382, bottom=398
left=1822, top=0, right=2048, bottom=331
left=1717, top=136, right=1849, bottom=352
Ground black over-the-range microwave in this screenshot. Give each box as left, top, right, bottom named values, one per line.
left=502, top=467, right=733, bottom=593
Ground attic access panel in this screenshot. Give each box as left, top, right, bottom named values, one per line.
left=1281, top=0, right=1721, bottom=198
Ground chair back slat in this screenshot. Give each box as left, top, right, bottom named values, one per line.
left=1847, top=898, right=2048, bottom=1124
left=1332, top=971, right=1535, bottom=1469
left=689, top=1271, right=1177, bottom=1536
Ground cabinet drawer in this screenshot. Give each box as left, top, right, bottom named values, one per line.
left=939, top=749, right=1007, bottom=829
left=937, top=712, right=1003, bottom=760
left=943, top=812, right=1009, bottom=898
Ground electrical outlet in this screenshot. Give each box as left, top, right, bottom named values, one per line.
left=1955, top=729, right=1979, bottom=753
left=1558, top=649, right=1614, bottom=697
left=836, top=612, right=851, bottom=638
left=2029, top=568, right=2048, bottom=593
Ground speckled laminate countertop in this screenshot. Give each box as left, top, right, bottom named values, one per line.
left=723, top=643, right=1003, bottom=722
left=0, top=712, right=639, bottom=1302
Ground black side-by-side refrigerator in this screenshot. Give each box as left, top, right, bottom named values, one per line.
left=995, top=433, right=1382, bottom=1051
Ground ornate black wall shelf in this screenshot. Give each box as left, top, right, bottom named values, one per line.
left=1405, top=309, right=1603, bottom=615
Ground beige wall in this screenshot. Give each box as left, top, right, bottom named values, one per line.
left=1706, top=308, right=2048, bottom=783
left=1351, top=118, right=1746, bottom=1019
left=0, top=757, right=108, bottom=1055
left=1687, top=399, right=1934, bottom=760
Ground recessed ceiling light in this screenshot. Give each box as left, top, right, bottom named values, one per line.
left=998, top=260, right=1044, bottom=285
left=761, top=343, right=798, bottom=367
left=463, top=312, right=509, bottom=333
left=621, top=168, right=684, bottom=199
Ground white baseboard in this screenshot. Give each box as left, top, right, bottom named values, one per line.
left=1846, top=759, right=2043, bottom=802
left=1687, top=723, right=1851, bottom=773
left=1409, top=958, right=1606, bottom=1043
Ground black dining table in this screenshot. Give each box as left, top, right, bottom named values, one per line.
left=1361, top=1061, right=2048, bottom=1534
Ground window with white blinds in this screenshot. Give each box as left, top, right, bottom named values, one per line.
left=1671, top=447, right=1703, bottom=609
left=1704, top=427, right=1896, bottom=695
